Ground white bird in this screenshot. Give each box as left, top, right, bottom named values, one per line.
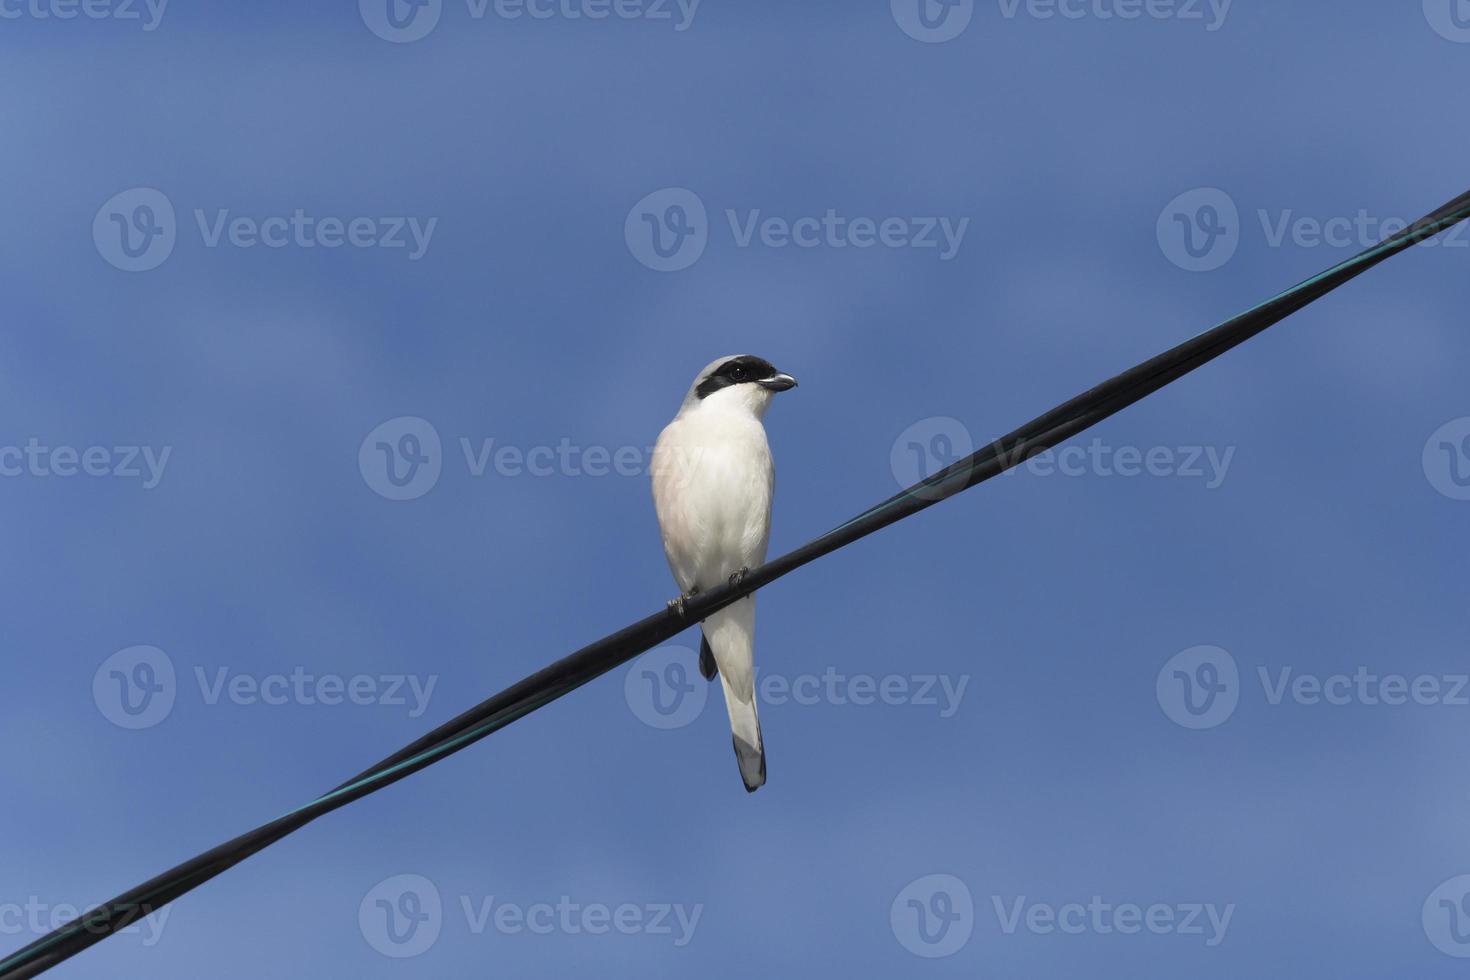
left=651, top=355, right=799, bottom=792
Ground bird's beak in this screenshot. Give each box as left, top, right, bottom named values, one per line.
left=760, top=373, right=798, bottom=392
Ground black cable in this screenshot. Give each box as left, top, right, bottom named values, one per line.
left=4, top=187, right=1467, bottom=980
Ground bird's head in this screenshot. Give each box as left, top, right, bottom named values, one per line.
left=681, top=354, right=798, bottom=418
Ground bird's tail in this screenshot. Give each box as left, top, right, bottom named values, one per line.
left=703, top=599, right=766, bottom=792
left=722, top=681, right=765, bottom=792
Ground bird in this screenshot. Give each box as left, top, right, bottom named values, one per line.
left=651, top=355, right=799, bottom=792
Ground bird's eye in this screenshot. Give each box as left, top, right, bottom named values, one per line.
left=730, top=366, right=747, bottom=381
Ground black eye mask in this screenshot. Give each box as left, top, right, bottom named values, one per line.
left=695, top=356, right=779, bottom=399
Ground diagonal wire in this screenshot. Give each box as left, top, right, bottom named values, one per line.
left=3, top=187, right=1467, bottom=980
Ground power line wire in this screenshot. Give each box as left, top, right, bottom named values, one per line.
left=3, top=187, right=1467, bottom=980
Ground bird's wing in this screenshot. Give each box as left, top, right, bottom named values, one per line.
left=699, top=632, right=718, bottom=681
left=650, top=419, right=701, bottom=593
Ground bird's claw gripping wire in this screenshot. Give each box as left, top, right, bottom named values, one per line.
left=665, top=569, right=749, bottom=620
left=666, top=586, right=699, bottom=620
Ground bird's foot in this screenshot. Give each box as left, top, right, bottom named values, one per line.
left=666, top=586, right=699, bottom=620
left=728, top=567, right=751, bottom=588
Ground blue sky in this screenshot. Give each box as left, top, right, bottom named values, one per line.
left=3, top=1, right=1470, bottom=977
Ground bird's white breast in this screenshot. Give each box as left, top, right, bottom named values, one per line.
left=652, top=407, right=774, bottom=594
